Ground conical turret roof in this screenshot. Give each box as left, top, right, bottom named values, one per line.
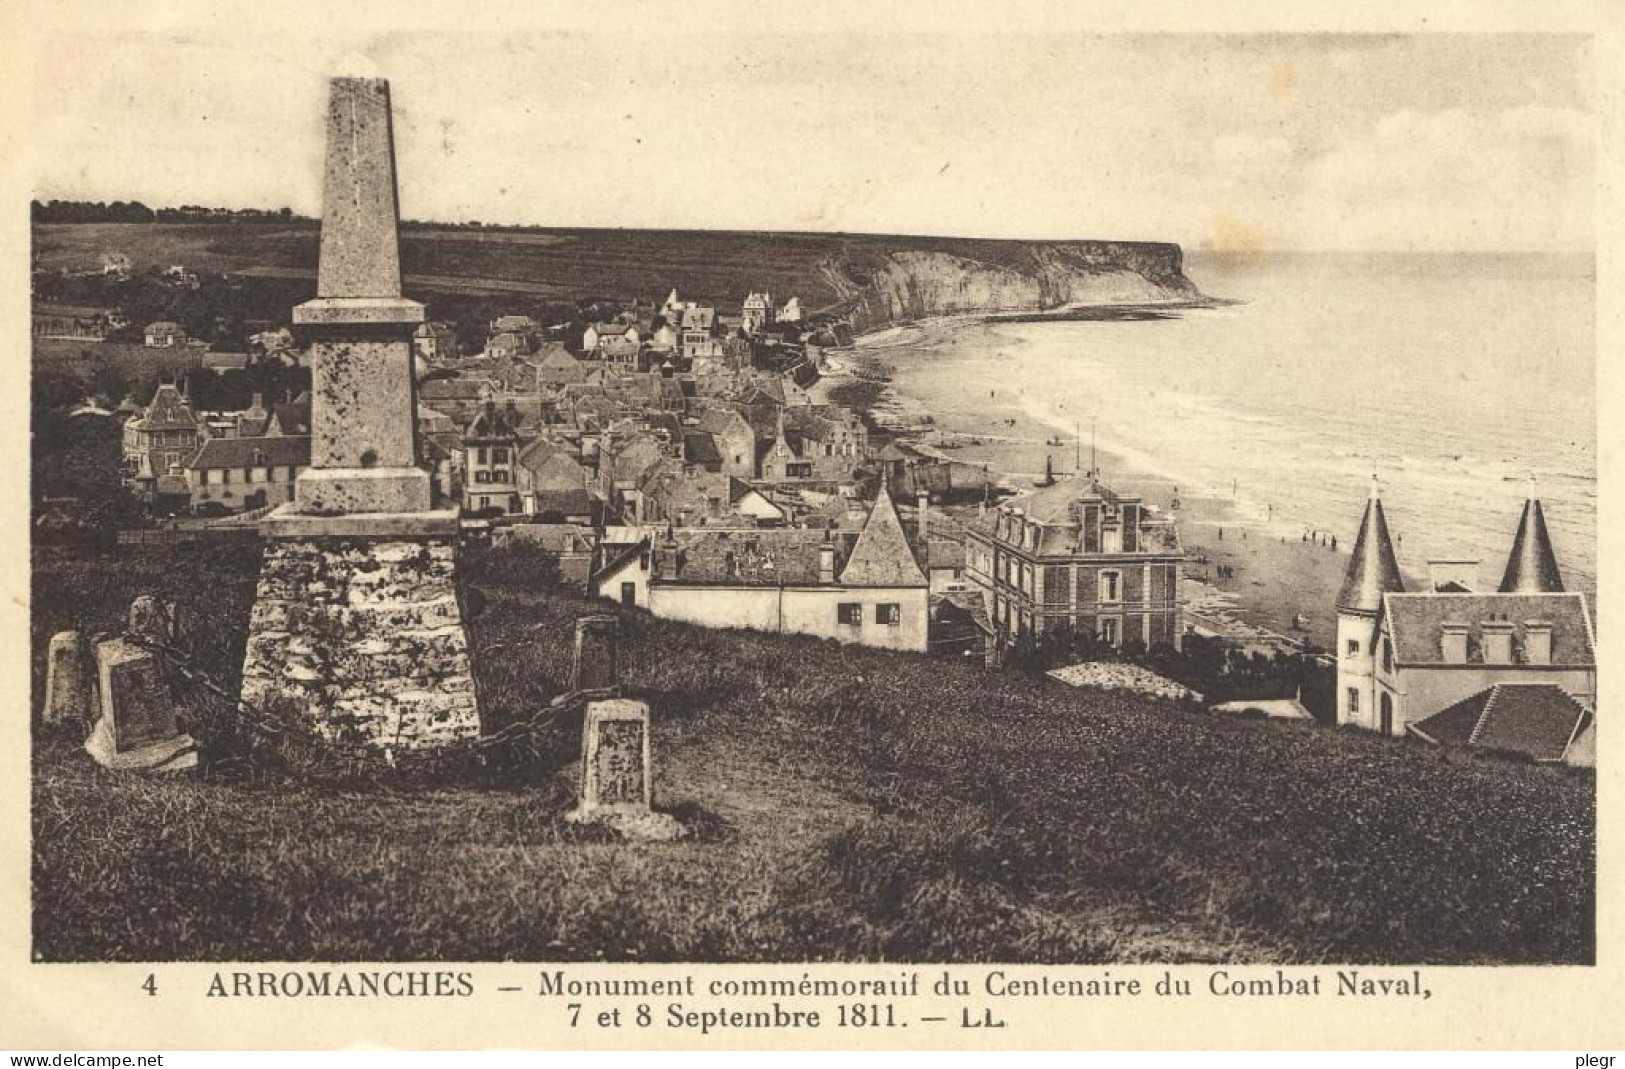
left=1499, top=496, right=1564, bottom=593
left=1337, top=483, right=1405, bottom=613
left=840, top=484, right=926, bottom=587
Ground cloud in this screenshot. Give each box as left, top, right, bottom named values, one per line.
left=1294, top=105, right=1593, bottom=251
left=1212, top=134, right=1296, bottom=177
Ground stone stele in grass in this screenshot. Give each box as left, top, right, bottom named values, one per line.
left=126, top=594, right=180, bottom=647
left=567, top=699, right=682, bottom=841
left=571, top=614, right=621, bottom=696
left=84, top=637, right=197, bottom=773
left=43, top=630, right=93, bottom=728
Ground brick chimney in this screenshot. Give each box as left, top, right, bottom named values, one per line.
left=1481, top=617, right=1514, bottom=665
left=657, top=527, right=681, bottom=581
left=1524, top=619, right=1552, bottom=665
left=818, top=526, right=836, bottom=584
left=916, top=487, right=929, bottom=544
left=1440, top=620, right=1469, bottom=663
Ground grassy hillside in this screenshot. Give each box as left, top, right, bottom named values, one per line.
left=32, top=223, right=1196, bottom=320
left=31, top=543, right=1593, bottom=963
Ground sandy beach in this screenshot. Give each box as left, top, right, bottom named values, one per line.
left=817, top=315, right=1368, bottom=654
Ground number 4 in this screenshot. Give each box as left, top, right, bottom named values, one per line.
left=142, top=973, right=157, bottom=997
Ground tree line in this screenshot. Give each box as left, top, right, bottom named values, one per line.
left=32, top=200, right=309, bottom=224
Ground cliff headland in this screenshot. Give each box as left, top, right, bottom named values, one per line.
left=33, top=222, right=1207, bottom=332
left=820, top=239, right=1207, bottom=333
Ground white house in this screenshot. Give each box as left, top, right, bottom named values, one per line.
left=593, top=485, right=929, bottom=651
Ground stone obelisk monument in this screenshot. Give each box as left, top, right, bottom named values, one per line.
left=240, top=77, right=480, bottom=754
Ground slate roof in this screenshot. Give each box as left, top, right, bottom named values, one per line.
left=187, top=435, right=310, bottom=470
left=697, top=406, right=755, bottom=439
left=1409, top=683, right=1593, bottom=762
left=876, top=441, right=913, bottom=462
left=132, top=384, right=198, bottom=432
left=416, top=405, right=457, bottom=434
left=491, top=315, right=538, bottom=333
left=1381, top=592, right=1595, bottom=667
left=643, top=467, right=735, bottom=521
left=659, top=528, right=856, bottom=586
left=506, top=523, right=595, bottom=554
left=980, top=475, right=1178, bottom=555
left=1001, top=475, right=1121, bottom=523
left=1338, top=491, right=1406, bottom=612
left=841, top=485, right=927, bottom=587
left=935, top=590, right=994, bottom=635
left=519, top=447, right=590, bottom=492
left=420, top=434, right=453, bottom=464
left=927, top=539, right=966, bottom=570
left=466, top=402, right=521, bottom=440
left=269, top=401, right=311, bottom=436
left=728, top=476, right=764, bottom=506
left=516, top=436, right=565, bottom=469
left=535, top=345, right=588, bottom=383
left=419, top=378, right=490, bottom=403
left=235, top=413, right=271, bottom=437
left=1500, top=498, right=1565, bottom=593
left=529, top=489, right=597, bottom=519
left=644, top=411, right=684, bottom=441
left=684, top=430, right=724, bottom=468
left=658, top=377, right=686, bottom=404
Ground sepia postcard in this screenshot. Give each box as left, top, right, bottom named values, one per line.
left=2, top=0, right=1622, bottom=1052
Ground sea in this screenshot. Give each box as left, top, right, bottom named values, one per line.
left=884, top=251, right=1597, bottom=597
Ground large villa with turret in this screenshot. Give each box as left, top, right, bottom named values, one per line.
left=1334, top=482, right=1595, bottom=766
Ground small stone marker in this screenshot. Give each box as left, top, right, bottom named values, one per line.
left=566, top=699, right=680, bottom=840
left=572, top=614, right=620, bottom=695
left=43, top=630, right=92, bottom=727
left=84, top=638, right=197, bottom=773
left=127, top=595, right=179, bottom=647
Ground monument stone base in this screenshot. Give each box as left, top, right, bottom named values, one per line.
left=240, top=534, right=480, bottom=753
left=290, top=466, right=433, bottom=516
left=85, top=721, right=199, bottom=773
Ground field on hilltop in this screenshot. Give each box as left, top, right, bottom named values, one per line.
left=30, top=540, right=1594, bottom=964
left=33, top=222, right=1198, bottom=323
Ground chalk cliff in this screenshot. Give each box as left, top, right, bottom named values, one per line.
left=819, top=241, right=1203, bottom=333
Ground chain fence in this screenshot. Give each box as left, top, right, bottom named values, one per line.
left=118, top=624, right=580, bottom=786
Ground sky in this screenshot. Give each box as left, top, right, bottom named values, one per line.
left=29, top=25, right=1595, bottom=253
